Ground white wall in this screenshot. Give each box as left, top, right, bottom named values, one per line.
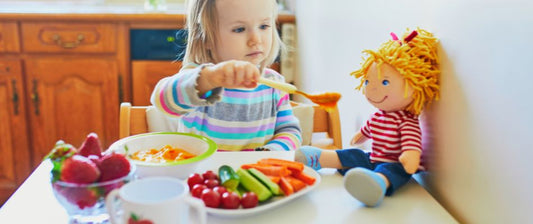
left=295, top=0, right=533, bottom=223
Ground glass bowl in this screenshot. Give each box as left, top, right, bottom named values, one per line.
left=51, top=165, right=136, bottom=224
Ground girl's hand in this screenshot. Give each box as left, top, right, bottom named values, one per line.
left=199, top=60, right=260, bottom=91
left=399, top=150, right=421, bottom=174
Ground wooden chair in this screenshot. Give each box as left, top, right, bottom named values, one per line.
left=119, top=101, right=342, bottom=149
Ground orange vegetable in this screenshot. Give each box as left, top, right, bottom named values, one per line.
left=279, top=177, right=294, bottom=196
left=241, top=163, right=292, bottom=176
left=292, top=170, right=316, bottom=185
left=285, top=176, right=307, bottom=192
left=257, top=158, right=304, bottom=173
left=266, top=175, right=281, bottom=184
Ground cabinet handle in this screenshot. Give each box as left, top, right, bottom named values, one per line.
left=31, top=79, right=40, bottom=115
left=11, top=79, right=19, bottom=115
left=52, top=34, right=85, bottom=49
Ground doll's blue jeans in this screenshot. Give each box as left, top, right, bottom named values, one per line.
left=336, top=148, right=412, bottom=196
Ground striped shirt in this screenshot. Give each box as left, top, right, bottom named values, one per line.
left=150, top=64, right=302, bottom=151
left=361, top=110, right=423, bottom=168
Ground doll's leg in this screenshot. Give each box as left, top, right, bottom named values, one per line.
left=343, top=167, right=387, bottom=207
left=295, top=146, right=342, bottom=170
left=374, top=163, right=412, bottom=196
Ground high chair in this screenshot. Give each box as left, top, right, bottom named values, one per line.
left=119, top=101, right=342, bottom=149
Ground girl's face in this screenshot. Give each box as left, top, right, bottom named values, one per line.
left=213, top=0, right=274, bottom=66
left=363, top=63, right=414, bottom=112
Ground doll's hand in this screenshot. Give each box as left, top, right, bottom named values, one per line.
left=201, top=60, right=260, bottom=90
left=399, top=150, right=421, bottom=174
left=350, top=132, right=367, bottom=145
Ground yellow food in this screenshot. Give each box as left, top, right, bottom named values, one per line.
left=131, top=145, right=196, bottom=163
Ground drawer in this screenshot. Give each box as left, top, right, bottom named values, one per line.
left=21, top=22, right=116, bottom=53
left=0, top=60, right=22, bottom=77
left=0, top=22, right=20, bottom=53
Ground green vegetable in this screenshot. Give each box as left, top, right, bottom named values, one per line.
left=236, top=168, right=272, bottom=202
left=248, top=168, right=283, bottom=196
left=218, top=165, right=240, bottom=191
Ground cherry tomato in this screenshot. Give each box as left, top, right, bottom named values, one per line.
left=202, top=170, right=218, bottom=180
left=213, top=186, right=227, bottom=196
left=204, top=178, right=219, bottom=189
left=187, top=173, right=204, bottom=189
left=200, top=188, right=221, bottom=208
left=241, top=192, right=258, bottom=208
left=221, top=192, right=241, bottom=209
left=191, top=184, right=208, bottom=198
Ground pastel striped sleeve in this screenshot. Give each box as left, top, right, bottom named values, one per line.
left=263, top=91, right=302, bottom=151
left=150, top=66, right=222, bottom=117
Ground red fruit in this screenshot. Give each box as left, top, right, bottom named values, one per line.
left=221, top=192, right=240, bottom=209
left=200, top=188, right=221, bottom=208
left=56, top=185, right=99, bottom=209
left=241, top=192, right=258, bottom=208
left=60, top=155, right=100, bottom=184
left=97, top=152, right=131, bottom=182
left=213, top=186, right=227, bottom=196
left=202, top=170, right=218, bottom=180
left=204, top=179, right=219, bottom=189
left=191, top=184, right=208, bottom=198
left=46, top=140, right=77, bottom=161
left=128, top=213, right=154, bottom=224
left=187, top=173, right=204, bottom=189
left=78, top=133, right=103, bottom=157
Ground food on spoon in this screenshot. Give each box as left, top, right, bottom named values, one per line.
left=60, top=155, right=101, bottom=184
left=130, top=145, right=197, bottom=163
left=77, top=132, right=103, bottom=158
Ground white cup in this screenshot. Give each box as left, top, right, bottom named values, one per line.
left=105, top=177, right=206, bottom=224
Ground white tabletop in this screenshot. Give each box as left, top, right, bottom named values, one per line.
left=0, top=152, right=457, bottom=224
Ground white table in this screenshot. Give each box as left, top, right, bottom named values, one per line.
left=0, top=152, right=458, bottom=224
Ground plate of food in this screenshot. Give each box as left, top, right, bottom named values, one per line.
left=188, top=157, right=321, bottom=217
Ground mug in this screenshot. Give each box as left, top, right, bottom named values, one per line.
left=106, top=177, right=206, bottom=224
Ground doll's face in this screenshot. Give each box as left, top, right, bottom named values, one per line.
left=363, top=63, right=414, bottom=112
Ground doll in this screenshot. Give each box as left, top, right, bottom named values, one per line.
left=295, top=28, right=440, bottom=207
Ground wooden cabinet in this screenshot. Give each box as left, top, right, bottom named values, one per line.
left=24, top=58, right=119, bottom=166
left=131, top=60, right=182, bottom=105
left=0, top=59, right=31, bottom=204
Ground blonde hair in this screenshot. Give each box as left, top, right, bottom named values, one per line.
left=183, top=0, right=284, bottom=71
left=350, top=28, right=440, bottom=115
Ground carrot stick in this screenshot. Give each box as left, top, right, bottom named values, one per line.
left=279, top=177, right=294, bottom=196
left=258, top=158, right=304, bottom=173
left=266, top=175, right=281, bottom=184
left=240, top=163, right=292, bottom=176
left=292, top=170, right=316, bottom=185
left=285, top=176, right=307, bottom=192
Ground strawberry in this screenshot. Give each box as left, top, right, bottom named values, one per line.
left=60, top=155, right=101, bottom=184
left=62, top=187, right=99, bottom=209
left=98, top=152, right=131, bottom=182
left=77, top=132, right=103, bottom=158
left=45, top=140, right=77, bottom=181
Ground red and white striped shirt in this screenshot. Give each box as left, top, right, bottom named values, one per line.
left=361, top=110, right=422, bottom=167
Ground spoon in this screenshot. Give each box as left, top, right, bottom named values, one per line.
left=258, top=77, right=341, bottom=111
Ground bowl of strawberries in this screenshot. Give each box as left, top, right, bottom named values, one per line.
left=46, top=133, right=135, bottom=224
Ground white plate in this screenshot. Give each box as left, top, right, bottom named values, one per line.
left=204, top=165, right=321, bottom=217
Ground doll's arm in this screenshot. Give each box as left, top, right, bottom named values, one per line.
left=350, top=131, right=368, bottom=145
left=399, top=150, right=421, bottom=174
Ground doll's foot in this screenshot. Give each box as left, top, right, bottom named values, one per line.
left=343, top=168, right=386, bottom=207
left=295, top=146, right=322, bottom=170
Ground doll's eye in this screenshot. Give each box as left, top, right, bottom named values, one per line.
left=382, top=80, right=390, bottom=86
left=364, top=80, right=369, bottom=86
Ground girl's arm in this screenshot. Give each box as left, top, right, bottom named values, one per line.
left=262, top=91, right=302, bottom=151
left=150, top=65, right=223, bottom=117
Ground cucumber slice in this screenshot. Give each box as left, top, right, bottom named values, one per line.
left=236, top=168, right=272, bottom=202
left=248, top=168, right=283, bottom=196
left=218, top=165, right=240, bottom=191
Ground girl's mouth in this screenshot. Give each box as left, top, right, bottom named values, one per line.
left=367, top=96, right=387, bottom=104
left=246, top=51, right=263, bottom=57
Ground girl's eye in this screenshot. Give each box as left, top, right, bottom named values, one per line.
left=232, top=27, right=245, bottom=33
left=382, top=80, right=390, bottom=86
left=260, top=24, right=271, bottom=30
left=364, top=80, right=369, bottom=86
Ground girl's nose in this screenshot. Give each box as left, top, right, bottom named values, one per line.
left=248, top=30, right=261, bottom=46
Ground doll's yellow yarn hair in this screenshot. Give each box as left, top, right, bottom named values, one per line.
left=350, top=28, right=440, bottom=116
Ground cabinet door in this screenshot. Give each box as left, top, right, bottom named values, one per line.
left=25, top=58, right=119, bottom=167
left=131, top=60, right=182, bottom=106
left=0, top=60, right=31, bottom=204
